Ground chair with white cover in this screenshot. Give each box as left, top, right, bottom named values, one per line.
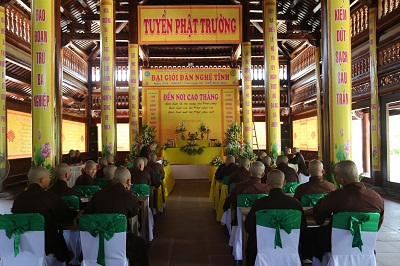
left=300, top=193, right=327, bottom=207
left=216, top=176, right=230, bottom=222
left=327, top=212, right=380, bottom=266
left=254, top=209, right=302, bottom=266
left=0, top=213, right=46, bottom=266
left=131, top=184, right=154, bottom=242
left=60, top=195, right=81, bottom=265
left=231, top=193, right=268, bottom=261
left=79, top=213, right=129, bottom=266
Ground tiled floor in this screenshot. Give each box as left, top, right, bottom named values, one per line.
left=1, top=181, right=400, bottom=265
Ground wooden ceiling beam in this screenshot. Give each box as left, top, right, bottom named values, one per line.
left=82, top=13, right=129, bottom=22
left=139, top=45, right=149, bottom=65
left=6, top=73, right=30, bottom=87
left=88, top=44, right=100, bottom=61
left=0, top=0, right=17, bottom=7
left=251, top=32, right=316, bottom=42
left=6, top=90, right=30, bottom=100
left=62, top=32, right=129, bottom=42
left=230, top=44, right=241, bottom=67
left=116, top=22, right=128, bottom=33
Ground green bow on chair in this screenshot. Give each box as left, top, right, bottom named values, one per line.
left=244, top=197, right=254, bottom=207
left=237, top=194, right=268, bottom=208
left=350, top=215, right=370, bottom=252
left=79, top=214, right=126, bottom=266
left=332, top=212, right=380, bottom=253
left=270, top=215, right=293, bottom=248
left=0, top=214, right=44, bottom=257
left=256, top=209, right=301, bottom=249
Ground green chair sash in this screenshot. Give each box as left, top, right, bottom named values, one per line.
left=73, top=185, right=101, bottom=197
left=229, top=183, right=235, bottom=194
left=300, top=193, right=327, bottom=207
left=0, top=213, right=44, bottom=257
left=222, top=176, right=230, bottom=185
left=60, top=195, right=80, bottom=211
left=79, top=213, right=126, bottom=266
left=94, top=178, right=108, bottom=188
left=131, top=184, right=150, bottom=196
left=237, top=193, right=268, bottom=207
left=256, top=209, right=301, bottom=249
left=156, top=172, right=163, bottom=181
left=282, top=182, right=300, bottom=193
left=332, top=212, right=380, bottom=252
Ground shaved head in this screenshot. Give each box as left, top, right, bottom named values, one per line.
left=250, top=161, right=265, bottom=178
left=276, top=155, right=288, bottom=165
left=54, top=163, right=71, bottom=180
left=262, top=155, right=271, bottom=166
left=98, top=157, right=108, bottom=167
left=149, top=153, right=158, bottom=162
left=103, top=165, right=117, bottom=181
left=308, top=160, right=324, bottom=176
left=334, top=160, right=359, bottom=184
left=28, top=166, right=49, bottom=184
left=114, top=167, right=131, bottom=184
left=267, top=169, right=285, bottom=188
left=239, top=158, right=250, bottom=168
left=225, top=155, right=235, bottom=165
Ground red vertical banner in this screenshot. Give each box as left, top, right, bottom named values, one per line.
left=264, top=1, right=281, bottom=158
left=242, top=42, right=253, bottom=146
left=100, top=0, right=116, bottom=156
left=129, top=44, right=139, bottom=151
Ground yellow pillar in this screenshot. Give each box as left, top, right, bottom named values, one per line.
left=315, top=47, right=323, bottom=160
left=129, top=44, right=139, bottom=149
left=242, top=42, right=252, bottom=145
left=100, top=0, right=116, bottom=156
left=369, top=8, right=380, bottom=171
left=328, top=1, right=352, bottom=162
left=31, top=0, right=56, bottom=168
left=0, top=7, right=6, bottom=171
left=263, top=0, right=281, bottom=158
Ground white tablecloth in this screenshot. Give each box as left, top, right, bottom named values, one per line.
left=68, top=165, right=83, bottom=188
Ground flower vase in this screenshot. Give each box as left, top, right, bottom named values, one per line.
left=201, top=133, right=204, bottom=140
left=181, top=133, right=185, bottom=140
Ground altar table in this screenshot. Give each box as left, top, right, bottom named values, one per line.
left=161, top=147, right=224, bottom=165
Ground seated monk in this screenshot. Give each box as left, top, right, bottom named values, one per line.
left=12, top=166, right=78, bottom=264
left=84, top=167, right=149, bottom=266
left=75, top=160, right=97, bottom=186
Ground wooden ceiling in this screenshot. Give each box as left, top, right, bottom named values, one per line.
left=4, top=0, right=358, bottom=116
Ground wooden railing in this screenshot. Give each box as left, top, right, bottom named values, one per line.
left=381, top=0, right=400, bottom=17
left=352, top=56, right=370, bottom=78
left=5, top=6, right=30, bottom=44
left=350, top=5, right=368, bottom=38
left=290, top=46, right=316, bottom=79
left=62, top=47, right=89, bottom=82
left=378, top=41, right=400, bottom=67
